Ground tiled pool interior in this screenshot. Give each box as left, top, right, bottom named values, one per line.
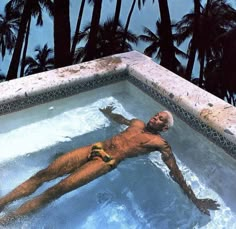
left=0, top=51, right=235, bottom=157
left=1, top=81, right=236, bottom=228
left=0, top=51, right=235, bottom=227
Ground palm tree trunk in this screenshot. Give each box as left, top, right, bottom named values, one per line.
left=184, top=0, right=200, bottom=81
left=54, top=0, right=71, bottom=68
left=198, top=0, right=210, bottom=88
left=84, top=0, right=103, bottom=61
left=71, top=0, right=86, bottom=60
left=122, top=0, right=136, bottom=50
left=6, top=0, right=31, bottom=80
left=199, top=50, right=205, bottom=88
left=20, top=16, right=31, bottom=77
left=112, top=0, right=122, bottom=33
left=158, top=0, right=176, bottom=73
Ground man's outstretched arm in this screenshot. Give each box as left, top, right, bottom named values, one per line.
left=99, top=105, right=132, bottom=126
left=160, top=143, right=220, bottom=216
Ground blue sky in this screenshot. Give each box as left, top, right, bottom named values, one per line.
left=0, top=0, right=235, bottom=76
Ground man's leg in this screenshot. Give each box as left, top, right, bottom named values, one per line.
left=0, top=157, right=118, bottom=225
left=0, top=145, right=91, bottom=210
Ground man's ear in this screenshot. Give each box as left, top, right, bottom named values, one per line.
left=162, top=125, right=169, bottom=132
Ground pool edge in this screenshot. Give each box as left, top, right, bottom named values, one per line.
left=0, top=51, right=235, bottom=157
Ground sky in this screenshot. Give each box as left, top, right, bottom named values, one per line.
left=0, top=0, right=235, bottom=76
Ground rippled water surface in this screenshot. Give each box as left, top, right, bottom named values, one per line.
left=0, top=82, right=236, bottom=228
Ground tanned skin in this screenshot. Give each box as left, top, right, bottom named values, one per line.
left=0, top=106, right=219, bottom=225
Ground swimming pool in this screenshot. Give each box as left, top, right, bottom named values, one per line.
left=0, top=51, right=236, bottom=228
left=0, top=81, right=236, bottom=228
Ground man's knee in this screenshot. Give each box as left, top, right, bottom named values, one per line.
left=34, top=168, right=52, bottom=180
left=35, top=169, right=46, bottom=177
left=33, top=167, right=57, bottom=182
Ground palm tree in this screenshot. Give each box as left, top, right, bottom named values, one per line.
left=20, top=15, right=31, bottom=77
left=70, top=0, right=86, bottom=59
left=122, top=0, right=147, bottom=50
left=139, top=20, right=188, bottom=75
left=6, top=0, right=53, bottom=81
left=220, top=28, right=236, bottom=105
left=83, top=0, right=103, bottom=61
left=6, top=0, right=31, bottom=80
left=24, top=44, right=54, bottom=76
left=175, top=0, right=236, bottom=87
left=112, top=0, right=122, bottom=33
left=71, top=0, right=122, bottom=61
left=54, top=0, right=71, bottom=68
left=204, top=59, right=225, bottom=100
left=0, top=69, right=6, bottom=82
left=157, top=0, right=177, bottom=73
left=74, top=18, right=138, bottom=63
left=0, top=7, right=20, bottom=60
left=184, top=0, right=201, bottom=81
left=20, top=0, right=53, bottom=77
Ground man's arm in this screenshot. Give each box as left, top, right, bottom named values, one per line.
left=160, top=143, right=220, bottom=215
left=99, top=105, right=132, bottom=126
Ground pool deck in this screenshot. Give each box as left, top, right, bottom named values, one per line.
left=0, top=51, right=235, bottom=157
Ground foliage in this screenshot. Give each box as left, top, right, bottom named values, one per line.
left=139, top=19, right=188, bottom=75
left=24, top=44, right=54, bottom=75
left=0, top=7, right=20, bottom=59
left=175, top=0, right=236, bottom=77
left=6, top=0, right=54, bottom=80
left=74, top=18, right=138, bottom=63
left=0, top=69, right=6, bottom=82
left=175, top=0, right=236, bottom=104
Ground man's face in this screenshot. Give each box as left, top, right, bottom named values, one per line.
left=147, top=112, right=169, bottom=132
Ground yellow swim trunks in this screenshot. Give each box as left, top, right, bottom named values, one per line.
left=88, top=143, right=113, bottom=163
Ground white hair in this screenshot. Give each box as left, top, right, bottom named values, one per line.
left=163, top=110, right=174, bottom=128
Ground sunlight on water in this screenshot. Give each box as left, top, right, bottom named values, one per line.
left=0, top=83, right=235, bottom=228
left=149, top=152, right=236, bottom=228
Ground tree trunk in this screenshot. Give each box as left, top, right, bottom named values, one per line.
left=84, top=0, right=103, bottom=61
left=184, top=0, right=200, bottom=81
left=71, top=0, right=86, bottom=60
left=20, top=16, right=31, bottom=77
left=122, top=0, right=136, bottom=50
left=158, top=0, right=176, bottom=73
left=198, top=0, right=210, bottom=88
left=54, top=0, right=71, bottom=68
left=6, top=0, right=31, bottom=80
left=112, top=0, right=122, bottom=33
left=198, top=50, right=205, bottom=88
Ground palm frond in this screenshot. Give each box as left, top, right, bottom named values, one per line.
left=144, top=43, right=159, bottom=57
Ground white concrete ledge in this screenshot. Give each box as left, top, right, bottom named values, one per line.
left=0, top=57, right=127, bottom=104
left=0, top=51, right=235, bottom=153
left=122, top=51, right=236, bottom=145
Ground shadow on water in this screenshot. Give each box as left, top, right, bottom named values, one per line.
left=0, top=126, right=211, bottom=228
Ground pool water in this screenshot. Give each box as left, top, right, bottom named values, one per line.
left=0, top=81, right=236, bottom=228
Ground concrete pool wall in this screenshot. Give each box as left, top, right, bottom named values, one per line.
left=0, top=51, right=235, bottom=158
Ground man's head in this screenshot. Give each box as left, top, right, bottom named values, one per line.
left=147, top=111, right=174, bottom=132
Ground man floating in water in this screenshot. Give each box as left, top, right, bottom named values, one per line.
left=0, top=106, right=219, bottom=224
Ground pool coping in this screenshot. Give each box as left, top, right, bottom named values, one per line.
left=0, top=51, right=235, bottom=157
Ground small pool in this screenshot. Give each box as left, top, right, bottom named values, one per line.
left=0, top=81, right=236, bottom=228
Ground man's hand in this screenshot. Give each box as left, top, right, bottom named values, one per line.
left=99, top=105, right=132, bottom=126
left=193, top=198, right=220, bottom=216
left=99, top=105, right=115, bottom=116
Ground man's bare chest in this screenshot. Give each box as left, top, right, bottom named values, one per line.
left=120, top=129, right=157, bottom=146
